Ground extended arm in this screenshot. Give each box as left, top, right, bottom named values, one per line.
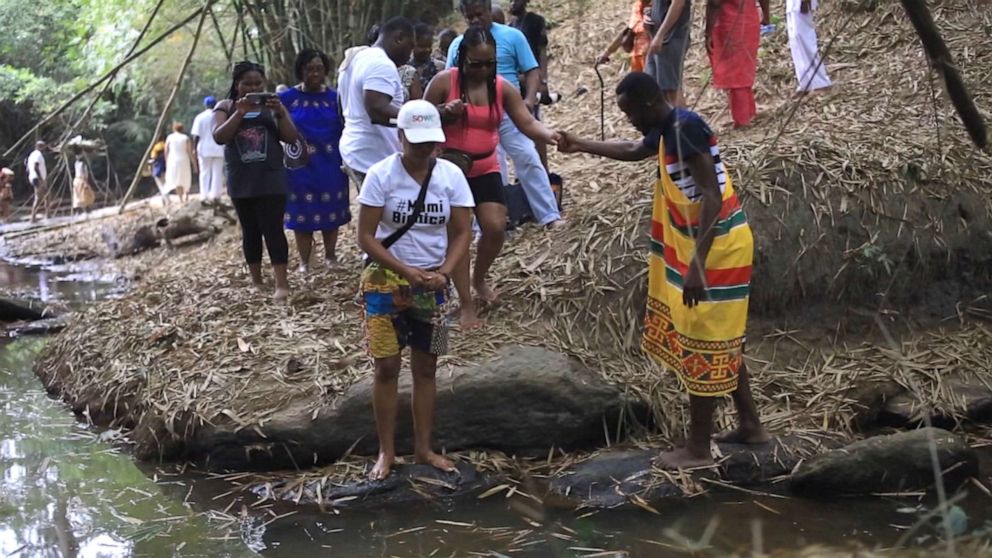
left=558, top=132, right=654, bottom=161
left=598, top=28, right=628, bottom=64
left=504, top=85, right=555, bottom=143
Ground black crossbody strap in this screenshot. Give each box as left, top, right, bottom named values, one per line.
left=382, top=159, right=435, bottom=249
left=364, top=159, right=437, bottom=268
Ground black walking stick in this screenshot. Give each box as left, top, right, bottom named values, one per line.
left=594, top=63, right=605, bottom=141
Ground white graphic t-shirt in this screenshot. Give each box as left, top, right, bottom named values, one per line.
left=339, top=47, right=404, bottom=174
left=358, top=154, right=474, bottom=270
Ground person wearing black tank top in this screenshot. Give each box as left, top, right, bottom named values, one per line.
left=213, top=61, right=300, bottom=302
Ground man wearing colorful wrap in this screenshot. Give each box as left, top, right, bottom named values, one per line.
left=556, top=72, right=768, bottom=469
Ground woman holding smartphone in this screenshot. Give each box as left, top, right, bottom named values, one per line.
left=213, top=61, right=300, bottom=301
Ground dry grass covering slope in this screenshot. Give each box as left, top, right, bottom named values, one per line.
left=35, top=0, right=992, bottom=467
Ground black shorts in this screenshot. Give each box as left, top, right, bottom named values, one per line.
left=468, top=173, right=505, bottom=206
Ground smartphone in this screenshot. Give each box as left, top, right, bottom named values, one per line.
left=245, top=92, right=276, bottom=105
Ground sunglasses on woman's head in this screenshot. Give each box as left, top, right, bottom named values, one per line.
left=466, top=58, right=496, bottom=69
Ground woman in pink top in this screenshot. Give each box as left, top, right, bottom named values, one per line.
left=425, top=25, right=558, bottom=329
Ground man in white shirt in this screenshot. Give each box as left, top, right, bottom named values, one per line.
left=27, top=141, right=49, bottom=222
left=191, top=96, right=226, bottom=200
left=338, top=17, right=416, bottom=191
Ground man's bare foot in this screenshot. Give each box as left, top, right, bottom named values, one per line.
left=654, top=447, right=715, bottom=470
left=370, top=452, right=395, bottom=481
left=473, top=280, right=499, bottom=305
left=273, top=287, right=290, bottom=302
left=459, top=305, right=483, bottom=330
left=713, top=425, right=771, bottom=445
left=415, top=450, right=456, bottom=473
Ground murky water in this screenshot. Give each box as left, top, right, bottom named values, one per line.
left=1, top=262, right=989, bottom=557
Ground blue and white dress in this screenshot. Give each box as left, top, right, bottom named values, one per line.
left=279, top=86, right=351, bottom=232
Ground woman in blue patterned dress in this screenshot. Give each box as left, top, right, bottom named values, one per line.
left=280, top=48, right=352, bottom=272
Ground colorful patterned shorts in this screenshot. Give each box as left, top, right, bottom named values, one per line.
left=360, top=263, right=449, bottom=359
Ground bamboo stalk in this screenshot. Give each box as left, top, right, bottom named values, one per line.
left=117, top=3, right=213, bottom=213
left=1, top=7, right=207, bottom=161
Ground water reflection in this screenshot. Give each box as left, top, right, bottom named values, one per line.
left=0, top=338, right=244, bottom=557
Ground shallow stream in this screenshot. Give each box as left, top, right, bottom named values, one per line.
left=0, top=262, right=988, bottom=557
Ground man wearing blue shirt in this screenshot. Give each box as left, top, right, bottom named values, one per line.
left=447, top=0, right=564, bottom=229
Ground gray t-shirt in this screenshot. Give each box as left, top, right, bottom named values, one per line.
left=652, top=0, right=691, bottom=40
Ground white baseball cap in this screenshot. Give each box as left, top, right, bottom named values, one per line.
left=396, top=100, right=445, bottom=144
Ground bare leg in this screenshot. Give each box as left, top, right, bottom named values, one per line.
left=30, top=193, right=40, bottom=222
left=321, top=228, right=340, bottom=262
left=247, top=263, right=264, bottom=288
left=472, top=202, right=506, bottom=305
left=758, top=0, right=771, bottom=24
left=411, top=348, right=455, bottom=473
left=714, top=362, right=771, bottom=444
left=294, top=231, right=314, bottom=272
left=371, top=355, right=402, bottom=480
left=452, top=240, right=482, bottom=329
left=656, top=394, right=718, bottom=469
left=272, top=263, right=289, bottom=301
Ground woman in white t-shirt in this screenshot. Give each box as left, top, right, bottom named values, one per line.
left=357, top=100, right=474, bottom=481
left=164, top=122, right=197, bottom=205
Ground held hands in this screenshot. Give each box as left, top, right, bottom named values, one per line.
left=682, top=259, right=707, bottom=308
left=554, top=131, right=581, bottom=154
left=596, top=53, right=610, bottom=66
left=403, top=267, right=447, bottom=290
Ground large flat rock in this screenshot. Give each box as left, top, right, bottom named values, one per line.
left=546, top=434, right=838, bottom=509
left=177, top=346, right=650, bottom=470
left=789, top=428, right=978, bottom=496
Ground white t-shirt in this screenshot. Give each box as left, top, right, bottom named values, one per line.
left=27, top=150, right=46, bottom=182
left=191, top=108, right=224, bottom=158
left=339, top=47, right=403, bottom=174
left=358, top=154, right=475, bottom=270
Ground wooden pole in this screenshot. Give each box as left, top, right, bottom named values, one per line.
left=118, top=4, right=213, bottom=213
left=1, top=7, right=206, bottom=161
left=900, top=0, right=988, bottom=149
left=62, top=0, right=168, bottom=141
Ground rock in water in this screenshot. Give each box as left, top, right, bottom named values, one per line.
left=547, top=435, right=837, bottom=509
left=187, top=346, right=650, bottom=470
left=788, top=428, right=978, bottom=496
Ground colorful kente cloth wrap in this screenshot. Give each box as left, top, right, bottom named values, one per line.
left=360, top=263, right=450, bottom=359
left=641, top=111, right=753, bottom=397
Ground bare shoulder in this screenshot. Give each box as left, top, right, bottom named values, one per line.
left=214, top=99, right=234, bottom=113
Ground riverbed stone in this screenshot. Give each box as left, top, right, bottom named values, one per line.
left=187, top=346, right=650, bottom=470
left=885, top=378, right=992, bottom=426
left=546, top=435, right=836, bottom=509
left=788, top=428, right=978, bottom=496
left=9, top=314, right=71, bottom=336
left=259, top=462, right=495, bottom=508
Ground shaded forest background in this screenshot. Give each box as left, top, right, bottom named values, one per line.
left=0, top=0, right=455, bottom=201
